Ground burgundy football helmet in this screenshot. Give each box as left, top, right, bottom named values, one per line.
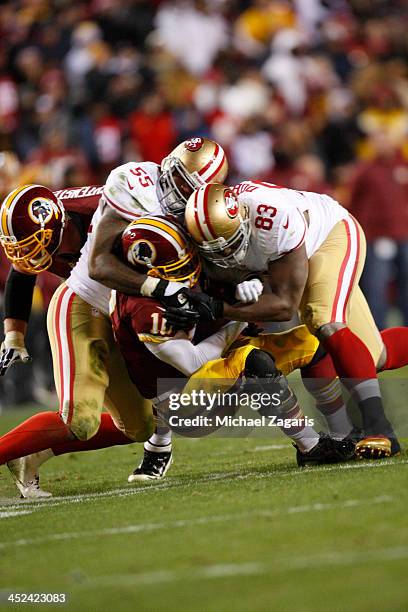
left=0, top=184, right=66, bottom=274
left=121, top=215, right=201, bottom=287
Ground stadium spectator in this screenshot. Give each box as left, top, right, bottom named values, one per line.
left=349, top=131, right=408, bottom=329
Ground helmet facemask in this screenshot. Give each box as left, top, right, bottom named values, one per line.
left=147, top=248, right=202, bottom=288
left=158, top=158, right=204, bottom=217
left=197, top=216, right=251, bottom=269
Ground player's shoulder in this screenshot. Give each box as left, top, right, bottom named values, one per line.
left=103, top=161, right=161, bottom=219
left=118, top=294, right=176, bottom=343
left=53, top=185, right=103, bottom=216
left=106, top=161, right=159, bottom=189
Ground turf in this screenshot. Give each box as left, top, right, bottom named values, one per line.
left=0, top=405, right=407, bottom=612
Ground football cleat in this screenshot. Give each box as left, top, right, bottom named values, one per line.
left=296, top=432, right=356, bottom=467
left=7, top=455, right=52, bottom=498
left=128, top=449, right=173, bottom=482
left=355, top=435, right=400, bottom=460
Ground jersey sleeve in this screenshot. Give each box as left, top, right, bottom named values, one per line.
left=103, top=164, right=146, bottom=221
left=127, top=299, right=178, bottom=344
left=275, top=206, right=307, bottom=257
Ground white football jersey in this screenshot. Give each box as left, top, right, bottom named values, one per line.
left=234, top=181, right=349, bottom=272
left=67, top=162, right=163, bottom=313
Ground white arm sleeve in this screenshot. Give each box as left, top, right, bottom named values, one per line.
left=145, top=321, right=247, bottom=376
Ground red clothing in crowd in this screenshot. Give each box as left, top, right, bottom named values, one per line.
left=129, top=110, right=176, bottom=164
left=348, top=155, right=408, bottom=241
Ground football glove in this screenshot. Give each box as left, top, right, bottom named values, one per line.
left=0, top=331, right=31, bottom=376
left=163, top=305, right=201, bottom=331
left=235, top=278, right=263, bottom=303
left=183, top=290, right=224, bottom=321
left=141, top=277, right=190, bottom=308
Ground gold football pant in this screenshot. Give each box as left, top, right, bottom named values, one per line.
left=47, top=283, right=154, bottom=441
left=300, top=216, right=384, bottom=366
left=184, top=325, right=319, bottom=395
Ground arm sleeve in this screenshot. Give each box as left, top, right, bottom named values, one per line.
left=276, top=207, right=307, bottom=257
left=103, top=166, right=143, bottom=221
left=4, top=267, right=37, bottom=322
left=145, top=321, right=247, bottom=376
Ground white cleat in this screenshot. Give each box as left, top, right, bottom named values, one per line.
left=7, top=454, right=52, bottom=499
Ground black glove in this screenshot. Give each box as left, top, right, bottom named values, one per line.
left=164, top=306, right=201, bottom=331
left=182, top=290, right=224, bottom=321
left=151, top=280, right=190, bottom=308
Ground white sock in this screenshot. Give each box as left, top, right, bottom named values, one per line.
left=144, top=432, right=172, bottom=453
left=290, top=427, right=320, bottom=453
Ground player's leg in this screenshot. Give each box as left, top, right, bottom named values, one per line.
left=102, top=343, right=158, bottom=482
left=242, top=349, right=355, bottom=465
left=301, top=216, right=396, bottom=453
left=4, top=285, right=133, bottom=496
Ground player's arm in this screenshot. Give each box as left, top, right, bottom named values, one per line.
left=88, top=205, right=148, bottom=294
left=0, top=265, right=36, bottom=374
left=147, top=320, right=247, bottom=376
left=89, top=204, right=189, bottom=300
left=223, top=245, right=309, bottom=322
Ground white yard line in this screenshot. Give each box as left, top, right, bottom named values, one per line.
left=0, top=495, right=393, bottom=549
left=0, top=510, right=33, bottom=519
left=74, top=546, right=408, bottom=589
left=0, top=458, right=406, bottom=512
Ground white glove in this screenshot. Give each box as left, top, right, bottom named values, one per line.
left=0, top=331, right=31, bottom=376
left=235, top=279, right=263, bottom=303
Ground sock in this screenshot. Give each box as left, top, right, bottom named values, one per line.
left=0, top=411, right=72, bottom=465
left=301, top=354, right=352, bottom=440
left=274, top=392, right=319, bottom=453
left=322, top=328, right=394, bottom=437
left=380, top=328, right=408, bottom=370
left=144, top=430, right=172, bottom=454
left=52, top=413, right=133, bottom=456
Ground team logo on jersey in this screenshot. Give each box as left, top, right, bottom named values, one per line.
left=184, top=137, right=204, bottom=152
left=225, top=191, right=239, bottom=219
left=28, top=197, right=55, bottom=226
left=128, top=239, right=157, bottom=267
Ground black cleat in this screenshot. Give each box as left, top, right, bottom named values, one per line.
left=296, top=432, right=355, bottom=467
left=128, top=449, right=173, bottom=482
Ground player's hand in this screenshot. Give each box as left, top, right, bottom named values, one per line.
left=183, top=290, right=224, bottom=321
left=149, top=279, right=190, bottom=308
left=164, top=305, right=201, bottom=330
left=235, top=278, right=263, bottom=303
left=0, top=331, right=32, bottom=376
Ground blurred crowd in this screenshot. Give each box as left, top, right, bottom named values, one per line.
left=1, top=0, right=408, bottom=408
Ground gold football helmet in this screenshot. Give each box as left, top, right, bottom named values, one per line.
left=185, top=183, right=250, bottom=268
left=159, top=137, right=228, bottom=216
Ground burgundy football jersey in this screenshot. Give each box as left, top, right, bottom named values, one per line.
left=111, top=293, right=187, bottom=399
left=49, top=185, right=103, bottom=278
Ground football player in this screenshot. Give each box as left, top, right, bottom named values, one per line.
left=167, top=181, right=408, bottom=457
left=111, top=215, right=355, bottom=477
left=0, top=138, right=228, bottom=496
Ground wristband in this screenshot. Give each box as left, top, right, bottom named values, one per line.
left=140, top=276, right=161, bottom=297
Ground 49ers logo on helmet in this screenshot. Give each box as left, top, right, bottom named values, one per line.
left=128, top=239, right=157, bottom=267
left=28, top=197, right=55, bottom=226
left=224, top=190, right=239, bottom=219
left=184, top=137, right=204, bottom=152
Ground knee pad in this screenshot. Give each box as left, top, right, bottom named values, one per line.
left=69, top=414, right=101, bottom=441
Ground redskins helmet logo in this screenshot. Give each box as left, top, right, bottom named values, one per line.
left=128, top=239, right=157, bottom=267
left=184, top=137, right=204, bottom=152
left=28, top=197, right=55, bottom=226
left=224, top=190, right=239, bottom=219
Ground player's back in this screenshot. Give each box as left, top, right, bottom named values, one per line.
left=235, top=181, right=349, bottom=264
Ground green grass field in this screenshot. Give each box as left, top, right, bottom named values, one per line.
left=0, top=403, right=407, bottom=612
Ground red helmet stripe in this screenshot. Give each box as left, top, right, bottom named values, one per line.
left=202, top=185, right=217, bottom=239
left=198, top=143, right=219, bottom=178
left=193, top=188, right=209, bottom=241
left=204, top=150, right=226, bottom=183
